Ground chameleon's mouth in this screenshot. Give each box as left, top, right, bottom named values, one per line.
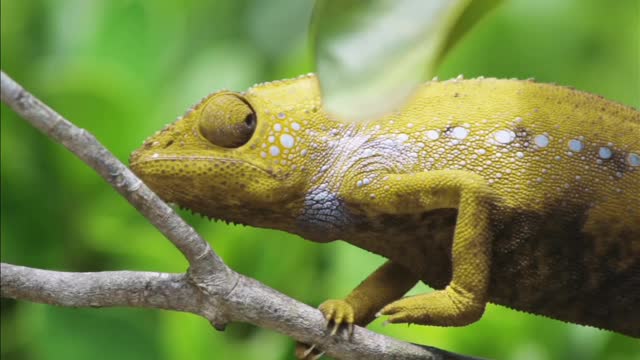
left=129, top=151, right=271, bottom=179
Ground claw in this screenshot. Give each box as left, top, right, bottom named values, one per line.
left=330, top=320, right=340, bottom=336
left=348, top=323, right=354, bottom=338
left=302, top=344, right=317, bottom=358
left=311, top=351, right=325, bottom=360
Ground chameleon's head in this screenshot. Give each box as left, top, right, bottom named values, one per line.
left=130, top=75, right=324, bottom=228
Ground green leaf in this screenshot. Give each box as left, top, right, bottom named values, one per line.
left=312, top=0, right=502, bottom=122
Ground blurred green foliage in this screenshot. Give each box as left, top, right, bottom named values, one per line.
left=1, top=1, right=638, bottom=359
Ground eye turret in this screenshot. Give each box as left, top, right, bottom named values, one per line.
left=198, top=93, right=256, bottom=148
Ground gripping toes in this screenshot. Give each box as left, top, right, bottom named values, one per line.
left=379, top=288, right=485, bottom=326
left=294, top=299, right=356, bottom=359
left=319, top=299, right=355, bottom=336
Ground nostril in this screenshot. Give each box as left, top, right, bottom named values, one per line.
left=163, top=140, right=174, bottom=148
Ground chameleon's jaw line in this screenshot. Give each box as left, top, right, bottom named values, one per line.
left=130, top=153, right=272, bottom=178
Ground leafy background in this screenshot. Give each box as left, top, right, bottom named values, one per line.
left=1, top=0, right=639, bottom=359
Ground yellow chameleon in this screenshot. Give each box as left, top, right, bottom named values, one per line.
left=130, top=75, right=640, bottom=350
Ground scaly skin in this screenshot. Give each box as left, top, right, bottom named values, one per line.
left=130, top=75, right=640, bottom=347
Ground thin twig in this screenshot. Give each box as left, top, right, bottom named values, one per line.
left=0, top=264, right=204, bottom=313
left=0, top=71, right=227, bottom=282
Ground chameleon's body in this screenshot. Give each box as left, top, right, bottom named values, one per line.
left=130, top=75, right=640, bottom=340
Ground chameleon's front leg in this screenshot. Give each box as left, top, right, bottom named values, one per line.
left=322, top=260, right=420, bottom=331
left=296, top=261, right=418, bottom=359
left=376, top=170, right=494, bottom=326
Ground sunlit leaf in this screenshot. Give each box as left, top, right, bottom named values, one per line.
left=312, top=0, right=502, bottom=122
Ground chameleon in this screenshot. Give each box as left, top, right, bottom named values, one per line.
left=129, top=74, right=640, bottom=350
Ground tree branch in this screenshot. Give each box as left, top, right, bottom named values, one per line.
left=0, top=264, right=204, bottom=313
left=0, top=70, right=481, bottom=360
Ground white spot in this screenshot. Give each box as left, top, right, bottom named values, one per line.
left=277, top=112, right=286, bottom=119
left=397, top=133, right=410, bottom=143
left=494, top=130, right=516, bottom=144
left=356, top=180, right=363, bottom=188
left=301, top=149, right=308, bottom=156
left=268, top=136, right=275, bottom=143
left=363, top=178, right=371, bottom=185
left=291, top=122, right=301, bottom=131
left=426, top=130, right=440, bottom=140
left=598, top=147, right=613, bottom=159
left=269, top=146, right=280, bottom=156
left=260, top=151, right=267, bottom=159
left=568, top=139, right=584, bottom=152
left=362, top=148, right=375, bottom=157
left=627, top=153, right=640, bottom=167
left=451, top=126, right=470, bottom=140
left=407, top=123, right=414, bottom=128
left=280, top=134, right=295, bottom=148
left=274, top=123, right=282, bottom=132
left=477, top=149, right=486, bottom=155
left=534, top=135, right=550, bottom=148
left=516, top=152, right=524, bottom=159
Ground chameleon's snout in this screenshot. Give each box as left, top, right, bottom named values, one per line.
left=128, top=149, right=166, bottom=197
left=128, top=146, right=157, bottom=179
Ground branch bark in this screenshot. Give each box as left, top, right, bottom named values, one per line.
left=0, top=70, right=481, bottom=360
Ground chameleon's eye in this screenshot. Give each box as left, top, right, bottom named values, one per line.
left=198, top=93, right=257, bottom=148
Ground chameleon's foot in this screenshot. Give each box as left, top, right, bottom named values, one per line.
left=379, top=286, right=485, bottom=326
left=294, top=299, right=356, bottom=359
left=319, top=299, right=355, bottom=337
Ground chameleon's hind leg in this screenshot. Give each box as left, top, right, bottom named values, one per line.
left=295, top=261, right=418, bottom=359
left=372, top=170, right=494, bottom=326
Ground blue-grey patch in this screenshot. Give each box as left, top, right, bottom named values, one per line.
left=568, top=139, right=584, bottom=152
left=628, top=153, right=640, bottom=167
left=299, top=184, right=350, bottom=234
left=598, top=147, right=613, bottom=160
